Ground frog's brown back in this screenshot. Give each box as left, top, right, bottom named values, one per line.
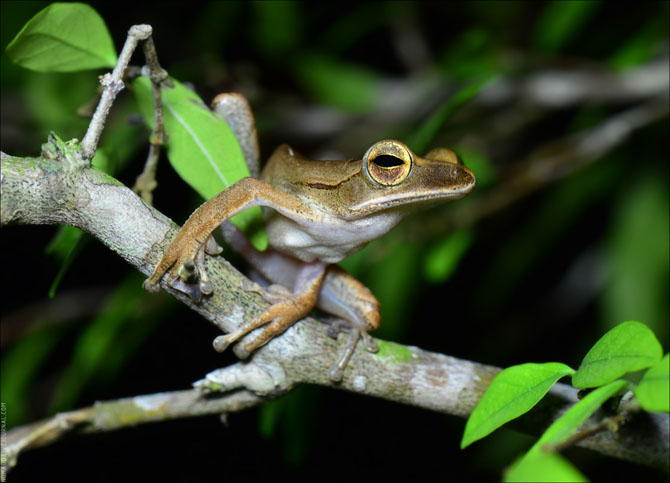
left=261, top=144, right=362, bottom=198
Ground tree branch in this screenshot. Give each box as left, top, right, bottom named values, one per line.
left=2, top=385, right=264, bottom=469
left=1, top=134, right=668, bottom=472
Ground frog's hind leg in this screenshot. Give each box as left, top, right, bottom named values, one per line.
left=213, top=260, right=328, bottom=357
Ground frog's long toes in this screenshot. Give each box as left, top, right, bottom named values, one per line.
left=213, top=334, right=234, bottom=353
left=142, top=279, right=160, bottom=294
left=194, top=246, right=213, bottom=294
left=236, top=345, right=252, bottom=359
left=328, top=365, right=345, bottom=383
left=199, top=280, right=213, bottom=295
left=363, top=333, right=379, bottom=353
left=171, top=279, right=202, bottom=302
left=205, top=236, right=223, bottom=255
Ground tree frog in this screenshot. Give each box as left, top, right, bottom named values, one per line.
left=144, top=93, right=476, bottom=381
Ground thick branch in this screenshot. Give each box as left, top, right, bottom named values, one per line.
left=1, top=138, right=668, bottom=471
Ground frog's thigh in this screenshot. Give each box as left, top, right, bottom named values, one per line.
left=318, top=266, right=380, bottom=332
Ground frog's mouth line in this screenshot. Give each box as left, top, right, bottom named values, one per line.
left=347, top=184, right=476, bottom=216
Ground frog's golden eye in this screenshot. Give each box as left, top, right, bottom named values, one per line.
left=364, top=140, right=413, bottom=186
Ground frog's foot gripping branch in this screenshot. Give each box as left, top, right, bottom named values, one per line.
left=212, top=260, right=326, bottom=357
left=325, top=320, right=379, bottom=381
left=143, top=234, right=223, bottom=302
left=144, top=244, right=378, bottom=382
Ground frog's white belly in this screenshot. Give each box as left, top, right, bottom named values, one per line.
left=265, top=209, right=403, bottom=263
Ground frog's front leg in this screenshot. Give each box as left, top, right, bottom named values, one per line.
left=143, top=177, right=307, bottom=299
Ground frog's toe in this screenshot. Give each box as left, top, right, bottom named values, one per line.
left=164, top=241, right=215, bottom=300
left=205, top=235, right=223, bottom=255
left=325, top=318, right=352, bottom=339
left=328, top=365, right=345, bottom=383
left=193, top=244, right=213, bottom=294
left=362, top=331, right=378, bottom=353
left=328, top=327, right=369, bottom=383
left=170, top=278, right=203, bottom=302
left=142, top=278, right=161, bottom=294
left=212, top=334, right=235, bottom=353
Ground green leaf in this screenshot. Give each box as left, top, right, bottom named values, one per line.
left=461, top=362, right=575, bottom=448
left=475, top=160, right=619, bottom=318
left=49, top=273, right=162, bottom=412
left=406, top=76, right=495, bottom=154
left=504, top=451, right=588, bottom=483
left=533, top=1, right=600, bottom=53
left=44, top=225, right=88, bottom=297
left=251, top=1, right=301, bottom=59
left=6, top=2, right=116, bottom=72
left=133, top=76, right=267, bottom=249
left=295, top=54, right=382, bottom=113
left=634, top=353, right=669, bottom=412
left=438, top=27, right=498, bottom=81
left=1, top=326, right=67, bottom=427
left=458, top=148, right=496, bottom=189
left=422, top=229, right=473, bottom=284
left=572, top=321, right=663, bottom=388
left=340, top=235, right=422, bottom=340
left=258, top=386, right=321, bottom=466
left=608, top=16, right=667, bottom=71
left=601, top=174, right=669, bottom=344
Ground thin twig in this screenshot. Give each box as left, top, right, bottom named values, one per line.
left=132, top=34, right=171, bottom=204
left=81, top=25, right=154, bottom=160
left=3, top=386, right=264, bottom=470
left=546, top=411, right=632, bottom=454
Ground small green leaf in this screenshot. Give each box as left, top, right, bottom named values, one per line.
left=44, top=225, right=88, bottom=298
left=572, top=321, right=663, bottom=388
left=533, top=379, right=627, bottom=452
left=1, top=326, right=67, bottom=427
left=533, top=1, right=600, bottom=53
left=342, top=236, right=422, bottom=339
left=458, top=148, right=496, bottom=188
left=295, top=54, right=381, bottom=113
left=6, top=3, right=116, bottom=72
left=601, top=174, right=669, bottom=343
left=49, top=273, right=160, bottom=412
left=634, top=354, right=669, bottom=412
left=422, top=229, right=473, bottom=283
left=504, top=451, right=588, bottom=483
left=133, top=77, right=267, bottom=249
left=407, top=76, right=495, bottom=154
left=461, top=362, right=575, bottom=448
left=251, top=1, right=301, bottom=59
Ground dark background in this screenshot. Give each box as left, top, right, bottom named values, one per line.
left=1, top=1, right=668, bottom=481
